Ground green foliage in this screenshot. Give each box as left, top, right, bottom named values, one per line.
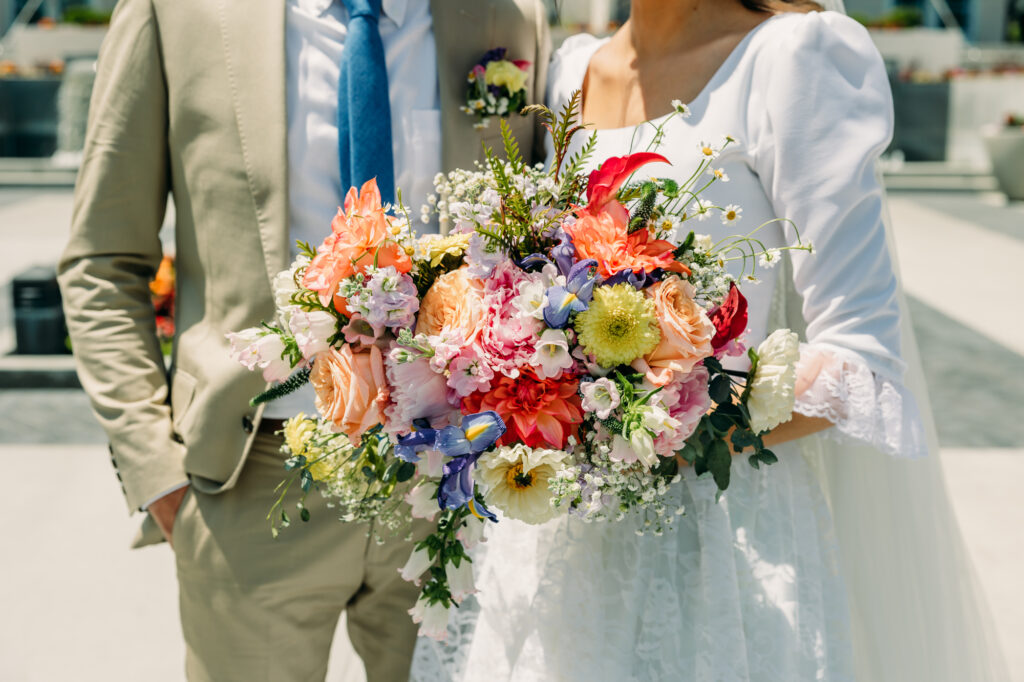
left=627, top=181, right=658, bottom=233
left=250, top=367, right=311, bottom=407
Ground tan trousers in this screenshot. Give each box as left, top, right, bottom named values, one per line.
left=172, top=431, right=422, bottom=682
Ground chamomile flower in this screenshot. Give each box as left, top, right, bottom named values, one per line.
left=708, top=167, right=730, bottom=182
left=698, top=140, right=719, bottom=160
left=670, top=99, right=692, bottom=118
left=759, top=248, right=782, bottom=269
left=693, top=199, right=713, bottom=222
left=721, top=204, right=742, bottom=225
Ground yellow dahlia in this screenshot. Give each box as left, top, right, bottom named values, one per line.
left=575, top=284, right=661, bottom=368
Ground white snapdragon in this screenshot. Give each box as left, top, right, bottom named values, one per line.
left=746, top=330, right=800, bottom=434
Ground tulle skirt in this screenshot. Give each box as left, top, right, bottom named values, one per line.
left=411, top=444, right=857, bottom=682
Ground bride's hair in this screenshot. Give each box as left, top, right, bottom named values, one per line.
left=740, top=0, right=824, bottom=11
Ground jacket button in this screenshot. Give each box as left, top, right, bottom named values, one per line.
left=171, top=433, right=184, bottom=444
left=241, top=416, right=254, bottom=434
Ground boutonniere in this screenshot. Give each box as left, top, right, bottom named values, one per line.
left=461, top=47, right=531, bottom=130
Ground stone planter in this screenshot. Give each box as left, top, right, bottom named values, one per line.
left=983, top=127, right=1024, bottom=201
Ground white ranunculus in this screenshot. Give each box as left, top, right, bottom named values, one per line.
left=408, top=595, right=451, bottom=641
left=404, top=481, right=440, bottom=521
left=476, top=444, right=569, bottom=525
left=746, top=329, right=800, bottom=434
left=445, top=559, right=476, bottom=602
left=399, top=545, right=433, bottom=584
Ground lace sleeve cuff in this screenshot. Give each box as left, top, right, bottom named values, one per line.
left=792, top=343, right=928, bottom=458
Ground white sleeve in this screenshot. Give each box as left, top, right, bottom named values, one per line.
left=751, top=13, right=926, bottom=458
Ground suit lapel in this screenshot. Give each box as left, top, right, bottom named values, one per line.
left=217, top=0, right=291, bottom=287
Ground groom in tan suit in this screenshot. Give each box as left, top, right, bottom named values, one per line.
left=58, top=0, right=548, bottom=679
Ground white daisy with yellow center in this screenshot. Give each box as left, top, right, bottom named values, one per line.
left=476, top=443, right=570, bottom=524
left=721, top=204, right=742, bottom=225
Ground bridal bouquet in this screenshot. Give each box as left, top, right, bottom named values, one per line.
left=227, top=96, right=808, bottom=638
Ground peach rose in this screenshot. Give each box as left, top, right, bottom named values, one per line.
left=311, top=345, right=388, bottom=441
left=415, top=267, right=486, bottom=340
left=302, top=179, right=412, bottom=306
left=636, top=276, right=715, bottom=385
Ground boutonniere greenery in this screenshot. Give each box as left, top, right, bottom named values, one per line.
left=461, top=47, right=531, bottom=130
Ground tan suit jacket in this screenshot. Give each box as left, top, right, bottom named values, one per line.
left=59, top=0, right=550, bottom=520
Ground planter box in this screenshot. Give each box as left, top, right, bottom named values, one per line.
left=983, top=128, right=1024, bottom=201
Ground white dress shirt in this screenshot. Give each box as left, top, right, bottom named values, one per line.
left=265, top=0, right=442, bottom=420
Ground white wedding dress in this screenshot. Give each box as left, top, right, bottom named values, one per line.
left=411, top=10, right=1007, bottom=682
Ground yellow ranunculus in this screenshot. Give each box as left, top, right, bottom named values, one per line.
left=484, top=59, right=528, bottom=93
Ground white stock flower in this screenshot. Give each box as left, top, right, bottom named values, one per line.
left=580, top=377, right=621, bottom=420
left=445, top=559, right=476, bottom=602
left=272, top=268, right=299, bottom=309
left=399, top=545, right=433, bottom=584
left=288, top=309, right=336, bottom=360
left=409, top=595, right=451, bottom=641
left=404, top=481, right=440, bottom=521
left=746, top=329, right=800, bottom=434
left=476, top=444, right=569, bottom=524
left=531, top=329, right=575, bottom=379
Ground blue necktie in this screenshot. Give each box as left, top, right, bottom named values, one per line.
left=337, top=0, right=395, bottom=205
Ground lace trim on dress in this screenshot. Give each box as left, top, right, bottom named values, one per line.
left=793, top=343, right=927, bottom=458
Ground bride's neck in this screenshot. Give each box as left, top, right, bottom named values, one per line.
left=626, top=0, right=752, bottom=58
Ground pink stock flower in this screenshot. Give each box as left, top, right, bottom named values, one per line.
left=447, top=344, right=495, bottom=398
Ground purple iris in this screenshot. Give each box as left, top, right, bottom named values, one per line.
left=478, top=47, right=508, bottom=67
left=395, top=420, right=437, bottom=463
left=436, top=411, right=507, bottom=511
left=543, top=259, right=598, bottom=329
left=604, top=267, right=664, bottom=289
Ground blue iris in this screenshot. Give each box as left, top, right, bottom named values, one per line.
left=435, top=411, right=507, bottom=511
left=543, top=259, right=598, bottom=329
left=394, top=421, right=437, bottom=463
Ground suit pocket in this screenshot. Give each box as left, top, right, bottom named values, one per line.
left=170, top=368, right=198, bottom=439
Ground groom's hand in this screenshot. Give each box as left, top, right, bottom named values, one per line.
left=149, top=486, right=189, bottom=547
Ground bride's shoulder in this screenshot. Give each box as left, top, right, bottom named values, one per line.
left=750, top=11, right=883, bottom=72
left=546, top=32, right=608, bottom=107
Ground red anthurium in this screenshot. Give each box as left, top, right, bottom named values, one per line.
left=708, top=283, right=748, bottom=351
left=585, top=152, right=670, bottom=223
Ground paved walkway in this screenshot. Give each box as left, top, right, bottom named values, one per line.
left=1, top=187, right=1021, bottom=680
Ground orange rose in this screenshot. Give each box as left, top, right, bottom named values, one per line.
left=311, top=345, right=388, bottom=441
left=415, top=267, right=486, bottom=340
left=302, top=179, right=412, bottom=306
left=637, top=276, right=715, bottom=385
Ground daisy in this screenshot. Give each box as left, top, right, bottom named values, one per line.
left=721, top=204, right=742, bottom=225
left=670, top=99, right=692, bottom=118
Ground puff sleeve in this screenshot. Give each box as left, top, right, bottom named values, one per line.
left=750, top=13, right=926, bottom=457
